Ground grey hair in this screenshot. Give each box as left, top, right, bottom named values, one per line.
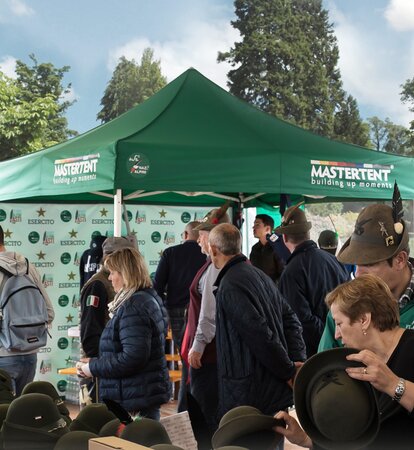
left=209, top=223, right=241, bottom=256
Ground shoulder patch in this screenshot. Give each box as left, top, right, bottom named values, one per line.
left=86, top=295, right=100, bottom=308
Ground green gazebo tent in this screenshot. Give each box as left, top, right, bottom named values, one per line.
left=0, top=68, right=413, bottom=233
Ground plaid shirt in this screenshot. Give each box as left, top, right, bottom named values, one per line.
left=398, top=262, right=414, bottom=310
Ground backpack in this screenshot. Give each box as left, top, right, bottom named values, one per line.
left=0, top=259, right=49, bottom=352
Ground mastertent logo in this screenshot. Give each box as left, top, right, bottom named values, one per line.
left=310, top=160, right=394, bottom=190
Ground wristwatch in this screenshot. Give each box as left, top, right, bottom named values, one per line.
left=392, top=378, right=406, bottom=402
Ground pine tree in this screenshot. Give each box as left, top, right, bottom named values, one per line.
left=218, top=0, right=366, bottom=144
left=97, top=48, right=167, bottom=123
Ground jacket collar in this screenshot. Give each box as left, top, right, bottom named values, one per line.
left=214, top=254, right=247, bottom=288
left=287, top=240, right=317, bottom=264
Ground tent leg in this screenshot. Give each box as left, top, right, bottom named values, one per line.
left=114, top=189, right=122, bottom=237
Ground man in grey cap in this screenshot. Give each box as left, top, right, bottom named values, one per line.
left=80, top=236, right=135, bottom=358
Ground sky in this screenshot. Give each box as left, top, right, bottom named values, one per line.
left=0, top=0, right=413, bottom=135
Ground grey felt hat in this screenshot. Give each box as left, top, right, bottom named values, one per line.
left=212, top=406, right=283, bottom=449
left=102, top=237, right=135, bottom=256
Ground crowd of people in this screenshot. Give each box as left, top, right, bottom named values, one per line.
left=0, top=184, right=412, bottom=449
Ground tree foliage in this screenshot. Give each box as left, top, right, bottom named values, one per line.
left=218, top=0, right=368, bottom=145
left=0, top=55, right=75, bottom=161
left=367, top=116, right=412, bottom=155
left=97, top=48, right=167, bottom=123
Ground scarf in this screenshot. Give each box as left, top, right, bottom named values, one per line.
left=108, top=287, right=135, bottom=318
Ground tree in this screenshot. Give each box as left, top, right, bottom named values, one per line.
left=218, top=0, right=366, bottom=144
left=14, top=54, right=76, bottom=145
left=400, top=77, right=414, bottom=150
left=97, top=48, right=167, bottom=123
left=367, top=116, right=412, bottom=154
left=401, top=77, right=414, bottom=118
left=333, top=95, right=370, bottom=147
left=0, top=54, right=76, bottom=160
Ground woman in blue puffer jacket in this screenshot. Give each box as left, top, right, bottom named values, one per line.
left=78, top=247, right=171, bottom=420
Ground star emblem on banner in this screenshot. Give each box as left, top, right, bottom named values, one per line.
left=68, top=271, right=76, bottom=280
left=158, top=250, right=164, bottom=257
left=131, top=229, right=137, bottom=236
left=66, top=314, right=74, bottom=323
left=4, top=229, right=12, bottom=238
left=37, top=251, right=46, bottom=260
left=100, top=208, right=108, bottom=217
left=159, top=209, right=167, bottom=218
left=65, top=356, right=72, bottom=365
left=69, top=229, right=77, bottom=238
left=37, top=208, right=46, bottom=217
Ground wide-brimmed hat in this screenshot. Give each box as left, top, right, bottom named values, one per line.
left=2, top=393, right=69, bottom=449
left=194, top=203, right=231, bottom=232
left=22, top=381, right=71, bottom=425
left=294, top=347, right=380, bottom=450
left=274, top=202, right=312, bottom=235
left=337, top=204, right=409, bottom=265
left=102, top=236, right=135, bottom=256
left=120, top=418, right=171, bottom=446
left=151, top=445, right=185, bottom=450
left=318, top=230, right=338, bottom=250
left=212, top=406, right=283, bottom=449
left=54, top=430, right=98, bottom=450
left=69, top=403, right=116, bottom=434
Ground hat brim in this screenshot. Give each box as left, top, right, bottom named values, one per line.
left=274, top=222, right=312, bottom=235
left=294, top=348, right=379, bottom=450
left=337, top=221, right=409, bottom=265
left=212, top=415, right=283, bottom=448
left=193, top=222, right=215, bottom=232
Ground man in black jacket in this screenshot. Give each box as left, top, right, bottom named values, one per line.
left=209, top=223, right=306, bottom=431
left=154, top=221, right=206, bottom=351
left=275, top=203, right=349, bottom=357
left=249, top=214, right=286, bottom=282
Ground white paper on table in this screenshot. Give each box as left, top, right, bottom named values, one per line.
left=160, top=411, right=198, bottom=450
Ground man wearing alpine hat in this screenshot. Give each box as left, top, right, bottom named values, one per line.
left=319, top=183, right=414, bottom=351
left=275, top=202, right=349, bottom=357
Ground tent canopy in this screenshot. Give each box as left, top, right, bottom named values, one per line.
left=0, top=68, right=413, bottom=207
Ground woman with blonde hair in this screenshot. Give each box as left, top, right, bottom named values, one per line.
left=78, top=247, right=171, bottom=420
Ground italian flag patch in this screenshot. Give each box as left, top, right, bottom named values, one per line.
left=86, top=295, right=100, bottom=308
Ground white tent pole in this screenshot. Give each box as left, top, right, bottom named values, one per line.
left=114, top=189, right=122, bottom=237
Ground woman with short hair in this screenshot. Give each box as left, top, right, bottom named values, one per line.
left=78, top=247, right=171, bottom=420
left=275, top=274, right=414, bottom=449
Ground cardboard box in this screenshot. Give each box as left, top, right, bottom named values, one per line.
left=89, top=436, right=152, bottom=450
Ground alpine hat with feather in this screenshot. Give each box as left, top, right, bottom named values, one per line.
left=194, top=202, right=231, bottom=232
left=338, top=182, right=408, bottom=265
left=274, top=202, right=312, bottom=235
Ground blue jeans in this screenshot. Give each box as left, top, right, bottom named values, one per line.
left=0, top=353, right=37, bottom=395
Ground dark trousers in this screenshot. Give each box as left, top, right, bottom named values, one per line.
left=167, top=306, right=187, bottom=351
left=190, top=363, right=219, bottom=434
left=167, top=306, right=187, bottom=412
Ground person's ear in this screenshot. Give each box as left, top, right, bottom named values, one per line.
left=394, top=250, right=408, bottom=270
left=360, top=312, right=372, bottom=333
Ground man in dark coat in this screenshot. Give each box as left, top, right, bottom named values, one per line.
left=208, top=223, right=306, bottom=432
left=154, top=221, right=206, bottom=351
left=249, top=214, right=286, bottom=282
left=275, top=203, right=349, bottom=357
